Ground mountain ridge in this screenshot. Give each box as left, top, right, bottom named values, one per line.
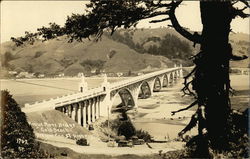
left=1, top=28, right=248, bottom=78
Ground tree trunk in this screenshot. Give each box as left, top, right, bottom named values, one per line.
left=196, top=1, right=233, bottom=149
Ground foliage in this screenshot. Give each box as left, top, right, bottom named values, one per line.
left=56, top=57, right=76, bottom=69
left=108, top=49, right=117, bottom=59
left=118, top=120, right=136, bottom=139
left=135, top=129, right=152, bottom=142
left=1, top=51, right=17, bottom=69
left=34, top=51, right=46, bottom=58
left=80, top=59, right=105, bottom=73
left=101, top=113, right=136, bottom=140
left=106, top=30, right=193, bottom=62
left=76, top=138, right=88, bottom=146
left=1, top=90, right=49, bottom=158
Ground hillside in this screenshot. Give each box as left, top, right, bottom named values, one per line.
left=229, top=33, right=250, bottom=68
left=106, top=28, right=249, bottom=68
left=26, top=110, right=90, bottom=139
left=1, top=34, right=175, bottom=77
left=1, top=28, right=249, bottom=78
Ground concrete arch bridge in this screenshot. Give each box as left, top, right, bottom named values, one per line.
left=23, top=66, right=183, bottom=128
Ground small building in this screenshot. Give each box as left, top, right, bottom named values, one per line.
left=77, top=72, right=84, bottom=77
left=8, top=71, right=18, bottom=75
left=38, top=74, right=45, bottom=78
left=107, top=72, right=117, bottom=77
left=58, top=73, right=64, bottom=77
left=117, top=72, right=123, bottom=77
left=90, top=69, right=96, bottom=74
left=16, top=72, right=29, bottom=78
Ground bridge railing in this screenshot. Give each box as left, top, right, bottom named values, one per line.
left=23, top=67, right=181, bottom=112
left=110, top=67, right=180, bottom=90
left=24, top=86, right=105, bottom=110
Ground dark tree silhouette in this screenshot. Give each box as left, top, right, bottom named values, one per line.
left=11, top=0, right=249, bottom=157
left=1, top=90, right=48, bottom=158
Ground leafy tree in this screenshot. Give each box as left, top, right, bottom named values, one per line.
left=1, top=51, right=16, bottom=69
left=1, top=90, right=48, bottom=158
left=80, top=59, right=106, bottom=73
left=12, top=0, right=249, bottom=157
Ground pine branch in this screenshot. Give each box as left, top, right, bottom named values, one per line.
left=178, top=111, right=198, bottom=137
left=230, top=55, right=248, bottom=61
left=171, top=100, right=198, bottom=116
left=149, top=18, right=170, bottom=23
left=169, top=0, right=202, bottom=44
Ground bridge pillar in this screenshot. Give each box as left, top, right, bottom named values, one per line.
left=68, top=105, right=72, bottom=117
left=64, top=106, right=68, bottom=117
left=131, top=87, right=140, bottom=109
left=147, top=79, right=155, bottom=95
left=179, top=64, right=183, bottom=78
left=174, top=71, right=178, bottom=82
left=94, top=97, right=98, bottom=120
left=62, top=107, right=66, bottom=114
left=82, top=102, right=87, bottom=128
left=159, top=74, right=165, bottom=88
left=96, top=97, right=100, bottom=119
left=77, top=104, right=81, bottom=125
left=92, top=98, right=96, bottom=122
left=87, top=101, right=91, bottom=125
left=71, top=105, right=76, bottom=121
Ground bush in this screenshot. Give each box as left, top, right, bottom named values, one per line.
left=100, top=113, right=136, bottom=140
left=136, top=129, right=152, bottom=142
left=34, top=51, right=45, bottom=58
left=76, top=138, right=88, bottom=146
left=1, top=90, right=49, bottom=158
left=118, top=120, right=136, bottom=139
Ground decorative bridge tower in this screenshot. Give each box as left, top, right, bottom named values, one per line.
left=78, top=73, right=88, bottom=92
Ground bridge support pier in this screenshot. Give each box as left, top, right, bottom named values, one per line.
left=77, top=104, right=81, bottom=125
left=96, top=97, right=100, bottom=119
left=71, top=105, right=76, bottom=121
left=91, top=99, right=95, bottom=122
left=52, top=67, right=183, bottom=128
left=82, top=102, right=87, bottom=128
left=87, top=102, right=91, bottom=126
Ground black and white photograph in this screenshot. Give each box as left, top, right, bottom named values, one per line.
left=0, top=0, right=249, bottom=158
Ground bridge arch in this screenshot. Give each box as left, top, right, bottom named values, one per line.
left=169, top=72, right=174, bottom=85
left=110, top=88, right=135, bottom=114
left=162, top=74, right=168, bottom=87
left=173, top=71, right=178, bottom=81
left=138, top=81, right=152, bottom=99
left=153, top=76, right=162, bottom=92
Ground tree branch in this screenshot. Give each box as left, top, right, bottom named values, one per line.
left=149, top=18, right=170, bottom=23
left=178, top=111, right=198, bottom=137
left=232, top=7, right=250, bottom=18
left=169, top=0, right=202, bottom=44
left=171, top=100, right=198, bottom=116
left=230, top=54, right=248, bottom=61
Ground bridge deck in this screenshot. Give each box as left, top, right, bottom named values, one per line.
left=23, top=67, right=181, bottom=113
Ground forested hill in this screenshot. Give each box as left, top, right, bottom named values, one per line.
left=105, top=27, right=196, bottom=61
left=1, top=28, right=248, bottom=77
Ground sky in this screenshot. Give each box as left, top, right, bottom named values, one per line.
left=1, top=1, right=249, bottom=43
